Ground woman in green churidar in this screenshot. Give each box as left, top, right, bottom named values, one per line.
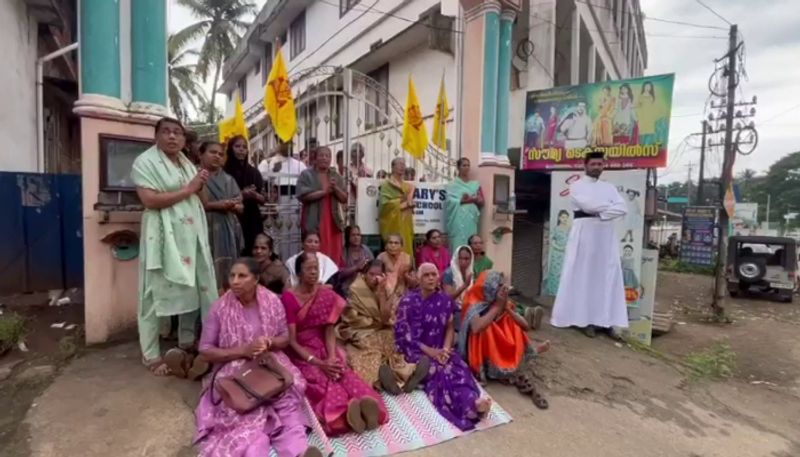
left=379, top=157, right=415, bottom=258
left=469, top=235, right=493, bottom=276
left=132, top=117, right=218, bottom=377
left=199, top=141, right=244, bottom=292
left=445, top=158, right=484, bottom=252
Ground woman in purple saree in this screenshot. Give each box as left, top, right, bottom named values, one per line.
left=194, top=258, right=321, bottom=457
left=395, top=263, right=491, bottom=431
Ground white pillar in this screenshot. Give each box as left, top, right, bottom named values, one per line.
left=570, top=9, right=580, bottom=85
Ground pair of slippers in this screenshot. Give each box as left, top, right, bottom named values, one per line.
left=163, top=348, right=210, bottom=380
left=379, top=356, right=431, bottom=395
left=345, top=397, right=382, bottom=433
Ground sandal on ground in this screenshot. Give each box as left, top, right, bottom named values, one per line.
left=513, top=373, right=535, bottom=395
left=379, top=365, right=402, bottom=395
left=300, top=446, right=323, bottom=457
left=164, top=348, right=190, bottom=378
left=360, top=397, right=381, bottom=431
left=142, top=357, right=171, bottom=376
left=403, top=356, right=431, bottom=393
left=187, top=354, right=211, bottom=381
left=530, top=386, right=549, bottom=410
left=346, top=400, right=366, bottom=433
left=525, top=306, right=545, bottom=330
left=582, top=326, right=597, bottom=338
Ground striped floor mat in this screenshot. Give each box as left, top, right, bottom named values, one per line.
left=296, top=389, right=512, bottom=456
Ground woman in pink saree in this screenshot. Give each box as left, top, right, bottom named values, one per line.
left=283, top=252, right=388, bottom=436
left=195, top=258, right=321, bottom=457
left=415, top=229, right=451, bottom=278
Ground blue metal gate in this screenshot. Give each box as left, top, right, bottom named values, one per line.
left=0, top=172, right=83, bottom=294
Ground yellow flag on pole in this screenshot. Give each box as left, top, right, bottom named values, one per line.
left=218, top=94, right=249, bottom=143
left=264, top=47, right=297, bottom=142
left=402, top=75, right=429, bottom=159
left=431, top=72, right=449, bottom=150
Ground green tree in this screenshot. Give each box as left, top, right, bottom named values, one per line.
left=748, top=152, right=800, bottom=230
left=168, top=32, right=207, bottom=122
left=175, top=0, right=256, bottom=122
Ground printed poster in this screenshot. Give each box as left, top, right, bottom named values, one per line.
left=521, top=74, right=675, bottom=170
left=543, top=170, right=647, bottom=311
left=623, top=249, right=657, bottom=345
left=356, top=178, right=446, bottom=235
left=680, top=206, right=717, bottom=267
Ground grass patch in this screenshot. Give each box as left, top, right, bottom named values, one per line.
left=660, top=258, right=715, bottom=276
left=684, top=342, right=736, bottom=381
left=0, top=313, right=27, bottom=354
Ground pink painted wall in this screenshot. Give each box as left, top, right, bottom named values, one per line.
left=81, top=117, right=152, bottom=344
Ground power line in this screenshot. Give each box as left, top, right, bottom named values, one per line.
left=695, top=0, right=733, bottom=26
left=760, top=103, right=800, bottom=126
left=571, top=0, right=729, bottom=31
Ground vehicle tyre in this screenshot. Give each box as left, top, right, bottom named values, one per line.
left=736, top=257, right=766, bottom=283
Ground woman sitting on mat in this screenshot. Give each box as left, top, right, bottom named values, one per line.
left=282, top=252, right=388, bottom=436
left=395, top=263, right=492, bottom=431
left=459, top=270, right=550, bottom=409
left=194, top=258, right=322, bottom=457
left=337, top=259, right=429, bottom=394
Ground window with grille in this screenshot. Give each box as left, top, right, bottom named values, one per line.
left=340, top=0, right=361, bottom=16
left=330, top=97, right=343, bottom=140
left=365, top=64, right=389, bottom=130
left=290, top=11, right=306, bottom=59
left=262, top=43, right=273, bottom=85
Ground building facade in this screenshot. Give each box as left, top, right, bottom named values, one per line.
left=219, top=0, right=647, bottom=293
left=220, top=0, right=645, bottom=164
left=0, top=0, right=80, bottom=174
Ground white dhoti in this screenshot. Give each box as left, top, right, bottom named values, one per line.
left=551, top=176, right=629, bottom=329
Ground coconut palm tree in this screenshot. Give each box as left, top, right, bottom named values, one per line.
left=174, top=0, right=256, bottom=122
left=168, top=32, right=207, bottom=121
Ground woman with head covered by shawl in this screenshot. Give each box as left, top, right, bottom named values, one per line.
left=395, top=263, right=491, bottom=431
left=459, top=270, right=550, bottom=409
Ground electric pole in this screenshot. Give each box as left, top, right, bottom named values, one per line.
left=712, top=24, right=739, bottom=320
left=697, top=121, right=708, bottom=205
left=686, top=162, right=694, bottom=203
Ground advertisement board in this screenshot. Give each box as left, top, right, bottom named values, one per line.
left=543, top=170, right=647, bottom=309
left=356, top=179, right=446, bottom=235
left=521, top=74, right=675, bottom=170
left=680, top=206, right=717, bottom=267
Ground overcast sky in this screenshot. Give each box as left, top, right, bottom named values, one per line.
left=168, top=0, right=800, bottom=182
left=640, top=0, right=800, bottom=182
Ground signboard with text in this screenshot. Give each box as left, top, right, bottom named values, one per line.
left=356, top=179, right=446, bottom=235
left=521, top=74, right=674, bottom=170
left=680, top=206, right=717, bottom=267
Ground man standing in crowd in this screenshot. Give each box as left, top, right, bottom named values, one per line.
left=550, top=150, right=628, bottom=337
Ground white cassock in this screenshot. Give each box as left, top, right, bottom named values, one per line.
left=551, top=176, right=629, bottom=329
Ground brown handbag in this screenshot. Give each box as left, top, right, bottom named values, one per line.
left=211, top=353, right=291, bottom=414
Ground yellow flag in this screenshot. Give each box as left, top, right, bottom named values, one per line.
left=402, top=75, right=429, bottom=159
left=264, top=47, right=297, bottom=142
left=431, top=72, right=449, bottom=150
left=218, top=94, right=249, bottom=143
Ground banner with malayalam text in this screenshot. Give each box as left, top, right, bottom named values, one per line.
left=521, top=74, right=675, bottom=170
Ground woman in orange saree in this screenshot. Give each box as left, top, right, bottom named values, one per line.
left=458, top=270, right=550, bottom=409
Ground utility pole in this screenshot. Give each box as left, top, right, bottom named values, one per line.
left=697, top=121, right=708, bottom=205
left=712, top=24, right=738, bottom=320
left=686, top=162, right=694, bottom=203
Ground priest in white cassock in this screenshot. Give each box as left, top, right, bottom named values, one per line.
left=551, top=150, right=629, bottom=338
